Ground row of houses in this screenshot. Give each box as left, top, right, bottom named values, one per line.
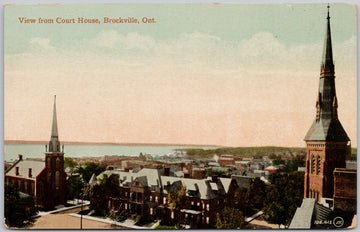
left=89, top=167, right=241, bottom=228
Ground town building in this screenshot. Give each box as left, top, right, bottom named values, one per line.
left=5, top=96, right=67, bottom=209
left=89, top=167, right=239, bottom=228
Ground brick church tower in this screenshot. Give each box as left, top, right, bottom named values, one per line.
left=303, top=7, right=351, bottom=203
left=43, top=95, right=67, bottom=208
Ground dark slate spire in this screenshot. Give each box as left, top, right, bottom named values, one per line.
left=304, top=6, right=349, bottom=142
left=321, top=4, right=334, bottom=74
left=47, top=95, right=62, bottom=153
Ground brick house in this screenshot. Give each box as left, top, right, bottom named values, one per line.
left=5, top=96, right=66, bottom=209
left=90, top=167, right=238, bottom=228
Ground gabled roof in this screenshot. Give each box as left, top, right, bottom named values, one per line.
left=5, top=159, right=45, bottom=180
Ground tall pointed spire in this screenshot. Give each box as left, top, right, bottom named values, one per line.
left=321, top=4, right=334, bottom=74
left=51, top=95, right=58, bottom=138
left=47, top=95, right=61, bottom=153
left=304, top=5, right=349, bottom=142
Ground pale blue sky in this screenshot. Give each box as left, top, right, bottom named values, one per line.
left=5, top=3, right=356, bottom=54
left=4, top=3, right=358, bottom=147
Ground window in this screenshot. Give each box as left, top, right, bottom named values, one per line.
left=125, top=203, right=128, bottom=210
left=55, top=171, right=60, bottom=185
left=155, top=196, right=159, bottom=203
left=185, top=214, right=188, bottom=218
left=316, top=155, right=321, bottom=175
left=163, top=197, right=167, bottom=204
left=206, top=217, right=210, bottom=224
left=25, top=181, right=28, bottom=191
left=207, top=204, right=210, bottom=211
left=150, top=196, right=153, bottom=202
left=47, top=157, right=51, bottom=167
left=311, top=155, right=316, bottom=174
left=197, top=202, right=200, bottom=206
left=150, top=208, right=153, bottom=215
left=191, top=201, right=194, bottom=205
left=171, top=211, right=175, bottom=219
left=56, top=158, right=60, bottom=167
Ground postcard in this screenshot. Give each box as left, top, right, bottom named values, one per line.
left=3, top=2, right=357, bottom=230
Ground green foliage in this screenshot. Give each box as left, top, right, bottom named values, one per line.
left=64, top=157, right=77, bottom=169
left=88, top=174, right=120, bottom=212
left=246, top=177, right=267, bottom=212
left=281, top=155, right=305, bottom=173
left=155, top=220, right=180, bottom=229
left=76, top=162, right=106, bottom=183
left=167, top=184, right=186, bottom=210
left=181, top=146, right=306, bottom=158
left=263, top=172, right=304, bottom=226
left=5, top=184, right=38, bottom=227
left=216, top=207, right=247, bottom=229
left=351, top=148, right=357, bottom=160
left=66, top=176, right=84, bottom=200
left=271, top=155, right=285, bottom=165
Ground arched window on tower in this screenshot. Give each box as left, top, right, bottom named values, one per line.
left=55, top=171, right=60, bottom=185
left=56, top=158, right=60, bottom=167
left=316, top=155, right=321, bottom=175
left=311, top=155, right=316, bottom=174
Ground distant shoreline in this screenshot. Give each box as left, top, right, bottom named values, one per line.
left=4, top=140, right=221, bottom=147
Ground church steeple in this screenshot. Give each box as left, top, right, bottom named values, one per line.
left=47, top=95, right=62, bottom=153
left=304, top=5, right=349, bottom=142
left=321, top=5, right=334, bottom=74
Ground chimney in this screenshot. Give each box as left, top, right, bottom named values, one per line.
left=124, top=167, right=129, bottom=172
left=18, top=154, right=23, bottom=161
left=28, top=168, right=32, bottom=177
left=211, top=174, right=218, bottom=182
left=140, top=165, right=144, bottom=169
left=15, top=167, right=19, bottom=175
left=164, top=167, right=170, bottom=176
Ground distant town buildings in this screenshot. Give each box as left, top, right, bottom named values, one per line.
left=5, top=96, right=66, bottom=209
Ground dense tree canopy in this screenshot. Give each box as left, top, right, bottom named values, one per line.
left=88, top=173, right=120, bottom=212
left=5, top=184, right=37, bottom=228
left=216, top=207, right=247, bottom=229
left=64, top=157, right=77, bottom=169
left=76, top=162, right=106, bottom=183
left=263, top=172, right=304, bottom=226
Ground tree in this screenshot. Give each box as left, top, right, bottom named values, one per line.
left=66, top=176, right=84, bottom=200
left=167, top=183, right=186, bottom=210
left=281, top=155, right=305, bottom=173
left=246, top=177, right=267, bottom=211
left=64, top=157, right=77, bottom=169
left=216, top=207, right=247, bottom=229
left=5, top=184, right=37, bottom=227
left=263, top=172, right=304, bottom=226
left=76, top=162, right=106, bottom=183
left=88, top=173, right=120, bottom=213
